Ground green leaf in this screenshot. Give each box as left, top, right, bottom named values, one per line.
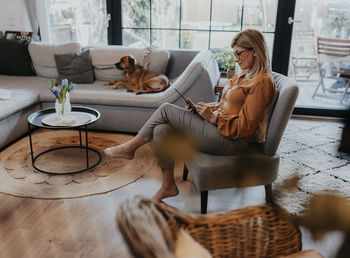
left=213, top=47, right=236, bottom=70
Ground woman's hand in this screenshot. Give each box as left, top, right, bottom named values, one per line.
left=185, top=103, right=192, bottom=111
left=185, top=98, right=197, bottom=112
left=196, top=102, right=217, bottom=124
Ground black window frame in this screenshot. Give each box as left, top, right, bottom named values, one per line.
left=108, top=0, right=276, bottom=50
left=107, top=0, right=122, bottom=45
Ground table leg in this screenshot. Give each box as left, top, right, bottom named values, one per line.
left=28, top=122, right=34, bottom=163
left=79, top=128, right=82, bottom=146
left=85, top=126, right=89, bottom=168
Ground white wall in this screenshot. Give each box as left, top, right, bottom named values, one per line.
left=0, top=0, right=31, bottom=34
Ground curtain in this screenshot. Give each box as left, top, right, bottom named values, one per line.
left=24, top=0, right=40, bottom=40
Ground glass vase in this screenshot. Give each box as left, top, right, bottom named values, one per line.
left=55, top=92, right=71, bottom=119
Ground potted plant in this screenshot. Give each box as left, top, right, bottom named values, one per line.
left=49, top=78, right=76, bottom=119
left=213, top=47, right=236, bottom=79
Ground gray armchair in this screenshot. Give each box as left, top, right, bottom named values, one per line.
left=183, top=72, right=299, bottom=214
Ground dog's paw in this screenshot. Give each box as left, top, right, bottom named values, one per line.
left=135, top=91, right=142, bottom=95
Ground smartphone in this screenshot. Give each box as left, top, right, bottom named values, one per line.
left=174, top=88, right=199, bottom=114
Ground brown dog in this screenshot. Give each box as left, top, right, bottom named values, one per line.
left=104, top=55, right=169, bottom=94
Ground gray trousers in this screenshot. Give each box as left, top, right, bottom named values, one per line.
left=138, top=103, right=249, bottom=168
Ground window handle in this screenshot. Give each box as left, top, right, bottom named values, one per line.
left=288, top=17, right=301, bottom=24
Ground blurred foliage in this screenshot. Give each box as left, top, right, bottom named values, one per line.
left=296, top=194, right=350, bottom=241
left=278, top=174, right=300, bottom=192
left=123, top=0, right=176, bottom=47
left=124, top=0, right=150, bottom=27
left=155, top=128, right=197, bottom=163
left=274, top=173, right=350, bottom=258
left=325, top=13, right=350, bottom=36
left=213, top=47, right=236, bottom=70
left=181, top=31, right=194, bottom=49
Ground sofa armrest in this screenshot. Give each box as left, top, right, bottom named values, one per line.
left=170, top=50, right=220, bottom=105
left=167, top=50, right=199, bottom=80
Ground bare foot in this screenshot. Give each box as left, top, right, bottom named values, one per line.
left=104, top=144, right=135, bottom=159
left=153, top=184, right=179, bottom=202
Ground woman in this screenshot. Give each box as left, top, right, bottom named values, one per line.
left=104, top=29, right=276, bottom=201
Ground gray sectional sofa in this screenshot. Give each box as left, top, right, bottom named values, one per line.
left=0, top=43, right=220, bottom=149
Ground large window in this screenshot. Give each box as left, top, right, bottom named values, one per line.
left=121, top=0, right=277, bottom=53
left=46, top=0, right=108, bottom=45
left=288, top=0, right=350, bottom=110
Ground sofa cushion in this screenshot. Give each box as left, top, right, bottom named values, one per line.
left=0, top=75, right=174, bottom=108
left=28, top=42, right=81, bottom=79
left=0, top=89, right=39, bottom=120
left=54, top=49, right=94, bottom=83
left=0, top=39, right=36, bottom=76
left=0, top=75, right=50, bottom=93
left=88, top=46, right=170, bottom=81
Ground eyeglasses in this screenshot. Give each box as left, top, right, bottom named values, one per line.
left=233, top=48, right=253, bottom=59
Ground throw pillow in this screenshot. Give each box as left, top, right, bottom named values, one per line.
left=54, top=50, right=94, bottom=84
left=0, top=39, right=35, bottom=76
left=88, top=46, right=170, bottom=81
left=28, top=41, right=81, bottom=78
left=174, top=229, right=212, bottom=258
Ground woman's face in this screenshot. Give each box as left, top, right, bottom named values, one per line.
left=233, top=45, right=255, bottom=71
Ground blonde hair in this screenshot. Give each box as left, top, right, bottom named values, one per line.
left=231, top=29, right=272, bottom=79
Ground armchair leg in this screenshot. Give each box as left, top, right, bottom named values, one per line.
left=200, top=191, right=208, bottom=214
left=265, top=184, right=273, bottom=203
left=183, top=165, right=188, bottom=181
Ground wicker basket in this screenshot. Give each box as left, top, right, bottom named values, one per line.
left=116, top=196, right=302, bottom=258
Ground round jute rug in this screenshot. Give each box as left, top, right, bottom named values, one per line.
left=0, top=129, right=155, bottom=199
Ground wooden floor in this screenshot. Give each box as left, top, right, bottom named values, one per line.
left=0, top=121, right=345, bottom=258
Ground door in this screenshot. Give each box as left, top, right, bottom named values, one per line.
left=287, top=0, right=350, bottom=115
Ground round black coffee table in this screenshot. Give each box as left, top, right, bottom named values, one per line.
left=27, top=106, right=101, bottom=174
